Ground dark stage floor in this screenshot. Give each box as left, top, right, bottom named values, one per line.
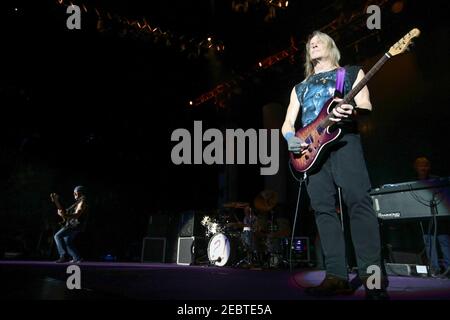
left=1, top=260, right=449, bottom=300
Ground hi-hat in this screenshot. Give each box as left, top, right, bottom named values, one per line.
left=223, top=202, right=249, bottom=209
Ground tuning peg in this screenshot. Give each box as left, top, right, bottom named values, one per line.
left=406, top=42, right=415, bottom=52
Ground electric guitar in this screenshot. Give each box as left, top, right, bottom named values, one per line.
left=50, top=193, right=80, bottom=228
left=290, top=28, right=421, bottom=173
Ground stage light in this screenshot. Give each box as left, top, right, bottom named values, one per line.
left=258, top=62, right=263, bottom=67
left=207, top=37, right=212, bottom=42
left=391, top=1, right=404, bottom=13
left=189, top=101, right=193, bottom=106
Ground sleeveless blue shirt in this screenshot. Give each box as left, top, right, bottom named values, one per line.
left=295, top=66, right=360, bottom=127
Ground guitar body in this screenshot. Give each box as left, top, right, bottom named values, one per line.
left=58, top=218, right=80, bottom=228
left=290, top=97, right=342, bottom=173
left=50, top=193, right=80, bottom=228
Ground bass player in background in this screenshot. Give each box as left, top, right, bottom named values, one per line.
left=51, top=186, right=88, bottom=263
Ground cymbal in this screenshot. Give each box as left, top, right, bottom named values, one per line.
left=254, top=190, right=278, bottom=212
left=223, top=202, right=249, bottom=209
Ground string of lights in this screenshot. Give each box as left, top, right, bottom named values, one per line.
left=189, top=42, right=299, bottom=107
left=232, top=0, right=289, bottom=22
left=231, top=0, right=289, bottom=12
left=55, top=0, right=225, bottom=58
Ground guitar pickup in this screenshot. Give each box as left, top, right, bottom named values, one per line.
left=316, top=126, right=324, bottom=135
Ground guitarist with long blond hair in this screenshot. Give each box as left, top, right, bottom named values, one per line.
left=282, top=31, right=388, bottom=299
left=50, top=186, right=88, bottom=263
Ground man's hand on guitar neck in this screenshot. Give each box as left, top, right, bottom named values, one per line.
left=50, top=193, right=59, bottom=202
left=51, top=193, right=67, bottom=216
left=330, top=98, right=354, bottom=122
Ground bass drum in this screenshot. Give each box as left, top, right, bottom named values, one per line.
left=207, top=233, right=238, bottom=267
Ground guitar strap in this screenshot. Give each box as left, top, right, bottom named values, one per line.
left=335, top=67, right=346, bottom=98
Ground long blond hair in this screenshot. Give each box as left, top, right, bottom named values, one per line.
left=304, top=31, right=341, bottom=79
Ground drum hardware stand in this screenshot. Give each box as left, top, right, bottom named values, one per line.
left=234, top=255, right=251, bottom=267
left=271, top=238, right=291, bottom=269
left=209, top=257, right=222, bottom=266
left=266, top=211, right=290, bottom=269
left=235, top=247, right=256, bottom=268
left=235, top=231, right=258, bottom=268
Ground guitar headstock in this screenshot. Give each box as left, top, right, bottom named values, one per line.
left=388, top=28, right=421, bottom=57
left=50, top=193, right=59, bottom=202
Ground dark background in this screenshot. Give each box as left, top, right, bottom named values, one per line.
left=0, top=0, right=449, bottom=261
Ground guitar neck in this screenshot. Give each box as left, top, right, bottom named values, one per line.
left=321, top=52, right=391, bottom=128
left=343, top=53, right=391, bottom=104
left=53, top=199, right=64, bottom=211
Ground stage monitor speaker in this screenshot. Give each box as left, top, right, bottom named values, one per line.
left=385, top=263, right=412, bottom=276
left=385, top=263, right=429, bottom=277
left=141, top=237, right=166, bottom=263
left=176, top=237, right=208, bottom=265
left=177, top=237, right=195, bottom=265
left=179, top=211, right=203, bottom=237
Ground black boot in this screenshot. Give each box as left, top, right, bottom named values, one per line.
left=305, top=275, right=354, bottom=297
left=55, top=256, right=69, bottom=263
left=365, top=288, right=390, bottom=300
left=361, top=276, right=390, bottom=300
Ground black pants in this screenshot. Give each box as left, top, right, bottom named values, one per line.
left=306, top=133, right=381, bottom=279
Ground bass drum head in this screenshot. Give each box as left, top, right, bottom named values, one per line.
left=208, top=233, right=234, bottom=267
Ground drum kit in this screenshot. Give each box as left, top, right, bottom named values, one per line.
left=201, top=191, right=290, bottom=268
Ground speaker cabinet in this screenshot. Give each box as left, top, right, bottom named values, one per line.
left=176, top=236, right=208, bottom=265
left=177, top=237, right=195, bottom=265
left=178, top=211, right=203, bottom=237
left=147, top=214, right=169, bottom=237
left=141, top=237, right=166, bottom=263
